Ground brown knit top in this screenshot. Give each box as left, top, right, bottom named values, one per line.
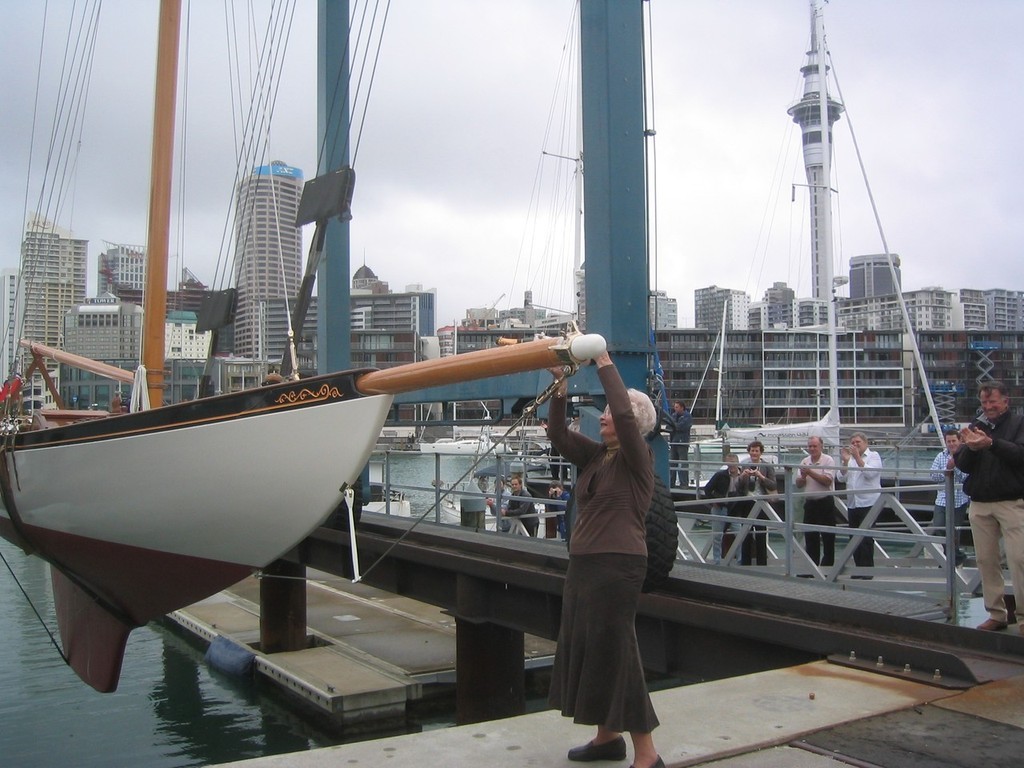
left=547, top=364, right=654, bottom=556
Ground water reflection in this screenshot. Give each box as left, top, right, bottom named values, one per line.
left=151, top=628, right=326, bottom=765
left=0, top=539, right=339, bottom=767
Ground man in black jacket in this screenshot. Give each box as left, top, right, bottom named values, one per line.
left=662, top=401, right=692, bottom=487
left=955, top=380, right=1024, bottom=632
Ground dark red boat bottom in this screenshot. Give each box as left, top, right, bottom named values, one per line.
left=1, top=519, right=252, bottom=691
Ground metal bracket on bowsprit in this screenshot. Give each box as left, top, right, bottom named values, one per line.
left=522, top=369, right=576, bottom=422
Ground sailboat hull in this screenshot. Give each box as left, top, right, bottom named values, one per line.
left=0, top=370, right=392, bottom=627
left=418, top=437, right=507, bottom=455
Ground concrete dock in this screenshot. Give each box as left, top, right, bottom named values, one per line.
left=173, top=572, right=1024, bottom=768
left=212, top=662, right=1024, bottom=767
left=168, top=570, right=555, bottom=726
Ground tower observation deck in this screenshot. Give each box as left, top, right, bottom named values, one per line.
left=788, top=8, right=844, bottom=302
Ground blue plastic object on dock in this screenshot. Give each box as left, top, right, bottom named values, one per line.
left=205, top=635, right=255, bottom=677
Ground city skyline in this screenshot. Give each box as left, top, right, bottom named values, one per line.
left=7, top=225, right=1022, bottom=340
left=2, top=2, right=1022, bottom=329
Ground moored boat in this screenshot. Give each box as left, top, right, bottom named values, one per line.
left=418, top=433, right=507, bottom=455
left=0, top=0, right=611, bottom=693
left=0, top=331, right=606, bottom=692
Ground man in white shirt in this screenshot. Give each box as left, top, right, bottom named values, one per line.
left=837, top=432, right=883, bottom=578
left=796, top=435, right=837, bottom=567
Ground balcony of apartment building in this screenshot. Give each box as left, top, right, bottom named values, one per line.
left=762, top=356, right=821, bottom=369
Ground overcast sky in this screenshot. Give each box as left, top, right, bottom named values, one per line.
left=2, top=0, right=1022, bottom=329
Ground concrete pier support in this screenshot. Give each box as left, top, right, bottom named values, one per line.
left=455, top=618, right=525, bottom=724
left=259, top=560, right=307, bottom=653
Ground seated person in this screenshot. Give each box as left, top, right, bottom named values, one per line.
left=505, top=475, right=538, bottom=536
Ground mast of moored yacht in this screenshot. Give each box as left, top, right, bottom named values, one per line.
left=140, top=0, right=181, bottom=409
left=715, top=298, right=727, bottom=430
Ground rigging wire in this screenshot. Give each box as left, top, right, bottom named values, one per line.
left=211, top=0, right=298, bottom=294
left=826, top=47, right=944, bottom=445
left=354, top=368, right=575, bottom=583
left=641, top=1, right=670, bottom=413
left=0, top=546, right=69, bottom=667
left=205, top=0, right=391, bottom=314
left=172, top=0, right=193, bottom=310
left=349, top=0, right=392, bottom=167
left=317, top=0, right=392, bottom=176
left=508, top=4, right=581, bottom=322
left=745, top=58, right=809, bottom=302
left=11, top=0, right=102, bottom=383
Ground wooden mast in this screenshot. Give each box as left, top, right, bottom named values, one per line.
left=141, top=0, right=181, bottom=408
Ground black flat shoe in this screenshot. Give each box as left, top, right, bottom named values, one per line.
left=568, top=735, right=627, bottom=762
left=629, top=757, right=665, bottom=768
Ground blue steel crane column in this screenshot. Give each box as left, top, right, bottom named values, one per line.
left=579, top=0, right=650, bottom=387
left=316, top=0, right=353, bottom=373
left=261, top=0, right=354, bottom=655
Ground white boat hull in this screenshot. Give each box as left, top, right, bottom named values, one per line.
left=1, top=393, right=392, bottom=568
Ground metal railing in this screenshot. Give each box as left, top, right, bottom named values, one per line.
left=367, top=448, right=982, bottom=617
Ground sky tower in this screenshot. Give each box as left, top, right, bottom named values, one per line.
left=787, top=1, right=844, bottom=302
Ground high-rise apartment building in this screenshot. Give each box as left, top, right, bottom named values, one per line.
left=649, top=290, right=678, bottom=330
left=957, top=289, right=987, bottom=330
left=20, top=214, right=88, bottom=350
left=836, top=294, right=905, bottom=332
left=98, top=242, right=146, bottom=293
left=350, top=265, right=436, bottom=336
left=983, top=289, right=1024, bottom=331
left=165, top=310, right=212, bottom=360
left=902, top=287, right=954, bottom=331
left=1, top=268, right=21, bottom=379
left=749, top=282, right=797, bottom=329
left=694, top=286, right=750, bottom=330
left=232, top=161, right=304, bottom=359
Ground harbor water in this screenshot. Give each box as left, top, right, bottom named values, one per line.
left=372, top=449, right=553, bottom=518
left=0, top=539, right=349, bottom=767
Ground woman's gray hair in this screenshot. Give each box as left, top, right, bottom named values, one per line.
left=627, top=389, right=658, bottom=435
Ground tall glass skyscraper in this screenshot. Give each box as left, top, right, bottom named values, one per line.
left=232, top=161, right=304, bottom=359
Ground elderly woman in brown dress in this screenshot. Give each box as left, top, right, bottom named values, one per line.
left=546, top=351, right=664, bottom=768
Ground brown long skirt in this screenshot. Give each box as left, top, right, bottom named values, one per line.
left=548, top=553, right=660, bottom=733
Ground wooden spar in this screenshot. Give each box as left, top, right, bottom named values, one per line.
left=19, top=341, right=135, bottom=385
left=355, top=333, right=606, bottom=396
left=141, top=0, right=182, bottom=408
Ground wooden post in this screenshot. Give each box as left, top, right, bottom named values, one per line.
left=455, top=618, right=525, bottom=724
left=259, top=560, right=307, bottom=653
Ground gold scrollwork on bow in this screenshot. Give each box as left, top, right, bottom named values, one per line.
left=273, top=383, right=343, bottom=406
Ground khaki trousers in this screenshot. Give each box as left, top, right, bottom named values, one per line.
left=968, top=498, right=1024, bottom=623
